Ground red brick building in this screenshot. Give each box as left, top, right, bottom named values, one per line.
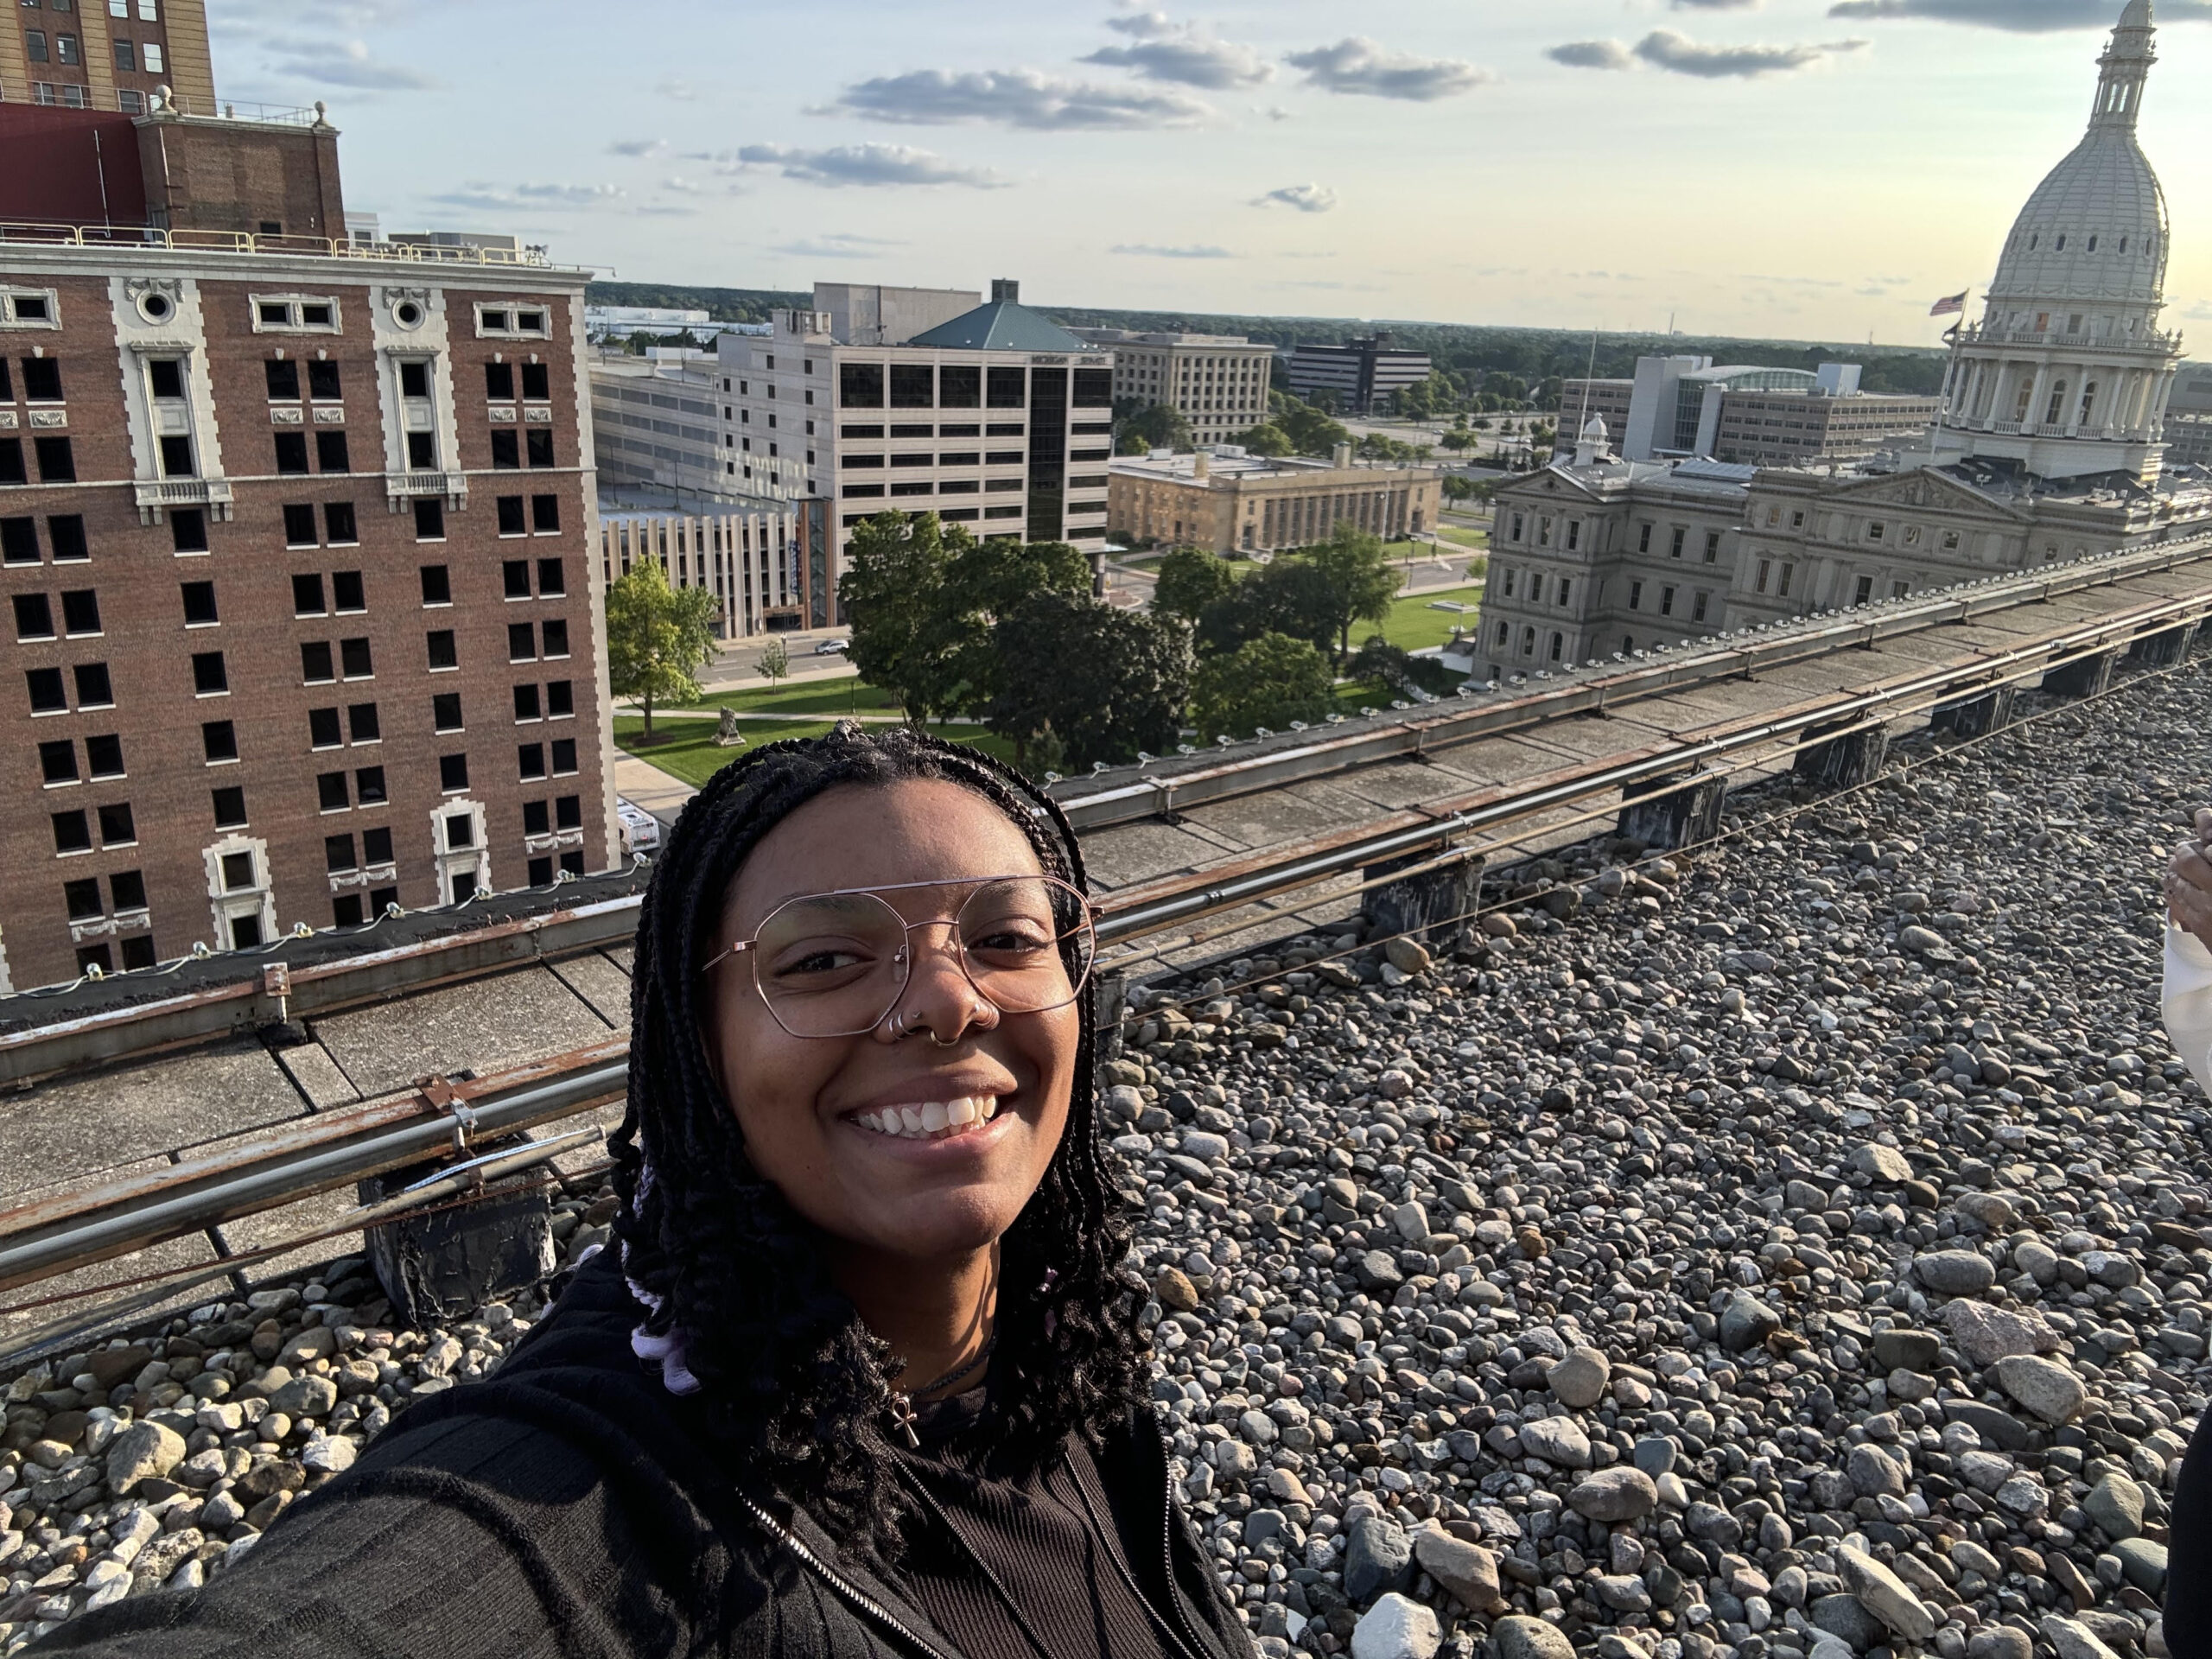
left=0, top=233, right=611, bottom=990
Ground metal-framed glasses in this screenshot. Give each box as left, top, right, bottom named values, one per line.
left=702, top=874, right=1099, bottom=1039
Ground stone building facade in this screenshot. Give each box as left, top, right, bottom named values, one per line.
left=1109, top=447, right=1441, bottom=556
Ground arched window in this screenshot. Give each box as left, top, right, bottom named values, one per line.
left=1548, top=632, right=1564, bottom=662
left=2029, top=232, right=2039, bottom=251
left=1521, top=626, right=1535, bottom=657
left=1496, top=621, right=1509, bottom=646
left=2120, top=236, right=2130, bottom=252
left=2088, top=234, right=2100, bottom=252
left=1623, top=634, right=1634, bottom=653
left=2045, top=380, right=2069, bottom=425
left=2056, top=233, right=2068, bottom=251
left=2079, top=383, right=2098, bottom=425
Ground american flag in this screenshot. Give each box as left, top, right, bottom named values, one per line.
left=1929, top=290, right=1968, bottom=318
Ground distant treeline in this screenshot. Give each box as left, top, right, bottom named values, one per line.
left=584, top=282, right=1949, bottom=398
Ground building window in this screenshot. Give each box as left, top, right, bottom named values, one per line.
left=203, top=721, right=238, bottom=763
left=213, top=785, right=247, bottom=828
left=1703, top=532, right=1719, bottom=564
left=1755, top=559, right=1771, bottom=594
left=1629, top=580, right=1643, bottom=610
left=439, top=753, right=469, bottom=792
left=1660, top=586, right=1676, bottom=617
left=191, top=651, right=227, bottom=696
left=1669, top=527, right=1685, bottom=560
left=1777, top=563, right=1795, bottom=597
left=1854, top=575, right=1874, bottom=606
left=415, top=499, right=446, bottom=541
left=1692, top=591, right=1708, bottom=624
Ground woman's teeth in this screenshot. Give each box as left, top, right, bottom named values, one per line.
left=853, top=1096, right=1001, bottom=1142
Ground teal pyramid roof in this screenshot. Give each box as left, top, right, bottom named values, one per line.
left=906, top=301, right=1093, bottom=353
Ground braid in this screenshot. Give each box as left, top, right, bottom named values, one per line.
left=607, top=721, right=1148, bottom=1563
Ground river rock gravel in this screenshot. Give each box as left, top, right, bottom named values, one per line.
left=3, top=664, right=2210, bottom=1659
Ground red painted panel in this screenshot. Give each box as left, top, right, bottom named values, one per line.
left=0, top=105, right=149, bottom=226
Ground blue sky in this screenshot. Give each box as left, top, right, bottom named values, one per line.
left=212, top=0, right=2211, bottom=347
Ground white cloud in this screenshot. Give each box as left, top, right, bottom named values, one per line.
left=607, top=139, right=667, bottom=158
left=1636, top=29, right=1868, bottom=74
left=428, top=181, right=626, bottom=212
left=826, top=67, right=1214, bottom=129
left=1110, top=243, right=1236, bottom=258
left=1283, top=38, right=1491, bottom=101
left=1252, top=183, right=1338, bottom=213
left=773, top=233, right=909, bottom=260
left=1083, top=19, right=1273, bottom=89
left=733, top=143, right=1009, bottom=188
left=1548, top=40, right=1637, bottom=69
left=262, top=35, right=437, bottom=90
left=1555, top=30, right=1870, bottom=77
left=1829, top=0, right=2211, bottom=29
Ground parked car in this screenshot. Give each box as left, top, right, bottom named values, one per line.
left=616, top=798, right=662, bottom=858
left=813, top=637, right=850, bottom=656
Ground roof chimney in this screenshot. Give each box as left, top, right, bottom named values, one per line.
left=1332, top=442, right=1353, bottom=468
left=991, top=278, right=1020, bottom=304
left=1192, top=450, right=1211, bottom=480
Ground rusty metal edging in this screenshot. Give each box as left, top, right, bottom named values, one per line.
left=0, top=1039, right=632, bottom=1294
left=0, top=896, right=645, bottom=1090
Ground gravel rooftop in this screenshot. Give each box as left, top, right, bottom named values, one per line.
left=2, top=659, right=2207, bottom=1659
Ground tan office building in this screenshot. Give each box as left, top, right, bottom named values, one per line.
left=1071, top=329, right=1274, bottom=447
left=1713, top=388, right=1942, bottom=466
left=3, top=0, right=212, bottom=113
left=1109, top=447, right=1440, bottom=555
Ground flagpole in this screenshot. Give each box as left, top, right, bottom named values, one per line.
left=1927, top=288, right=1969, bottom=467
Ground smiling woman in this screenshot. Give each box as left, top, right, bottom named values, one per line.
left=35, top=724, right=1255, bottom=1659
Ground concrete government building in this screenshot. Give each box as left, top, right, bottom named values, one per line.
left=0, top=101, right=613, bottom=991
left=723, top=281, right=1116, bottom=593
left=1070, top=328, right=1274, bottom=448
left=1109, top=444, right=1442, bottom=556
left=1477, top=0, right=2208, bottom=681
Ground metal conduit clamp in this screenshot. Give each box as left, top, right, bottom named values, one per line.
left=415, top=1072, right=479, bottom=1160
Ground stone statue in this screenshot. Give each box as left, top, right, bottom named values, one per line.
left=712, top=706, right=747, bottom=748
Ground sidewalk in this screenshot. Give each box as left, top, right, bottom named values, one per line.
left=614, top=752, right=698, bottom=824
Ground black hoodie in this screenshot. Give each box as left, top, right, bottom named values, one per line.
left=28, top=1251, right=1256, bottom=1659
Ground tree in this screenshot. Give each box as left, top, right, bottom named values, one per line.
left=606, top=559, right=720, bottom=742
left=1229, top=422, right=1293, bottom=458
left=756, top=634, right=791, bottom=688
left=836, top=511, right=965, bottom=726
left=1442, top=474, right=1475, bottom=504
left=1303, top=522, right=1401, bottom=660
left=1197, top=556, right=1338, bottom=660
left=1153, top=547, right=1240, bottom=625
left=840, top=513, right=1099, bottom=725
left=986, top=593, right=1193, bottom=772
left=942, top=536, right=1095, bottom=714
left=1114, top=400, right=1192, bottom=455
left=1192, top=632, right=1335, bottom=741
left=1269, top=391, right=1352, bottom=459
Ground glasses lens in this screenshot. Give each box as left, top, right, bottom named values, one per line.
left=752, top=891, right=910, bottom=1037
left=957, top=877, right=1094, bottom=1014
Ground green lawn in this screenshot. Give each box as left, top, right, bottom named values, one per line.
left=617, top=715, right=1022, bottom=790
left=1435, top=525, right=1491, bottom=551
left=1376, top=582, right=1484, bottom=653
left=664, top=677, right=895, bottom=717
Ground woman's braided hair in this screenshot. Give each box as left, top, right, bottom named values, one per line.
left=608, top=721, right=1148, bottom=1563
